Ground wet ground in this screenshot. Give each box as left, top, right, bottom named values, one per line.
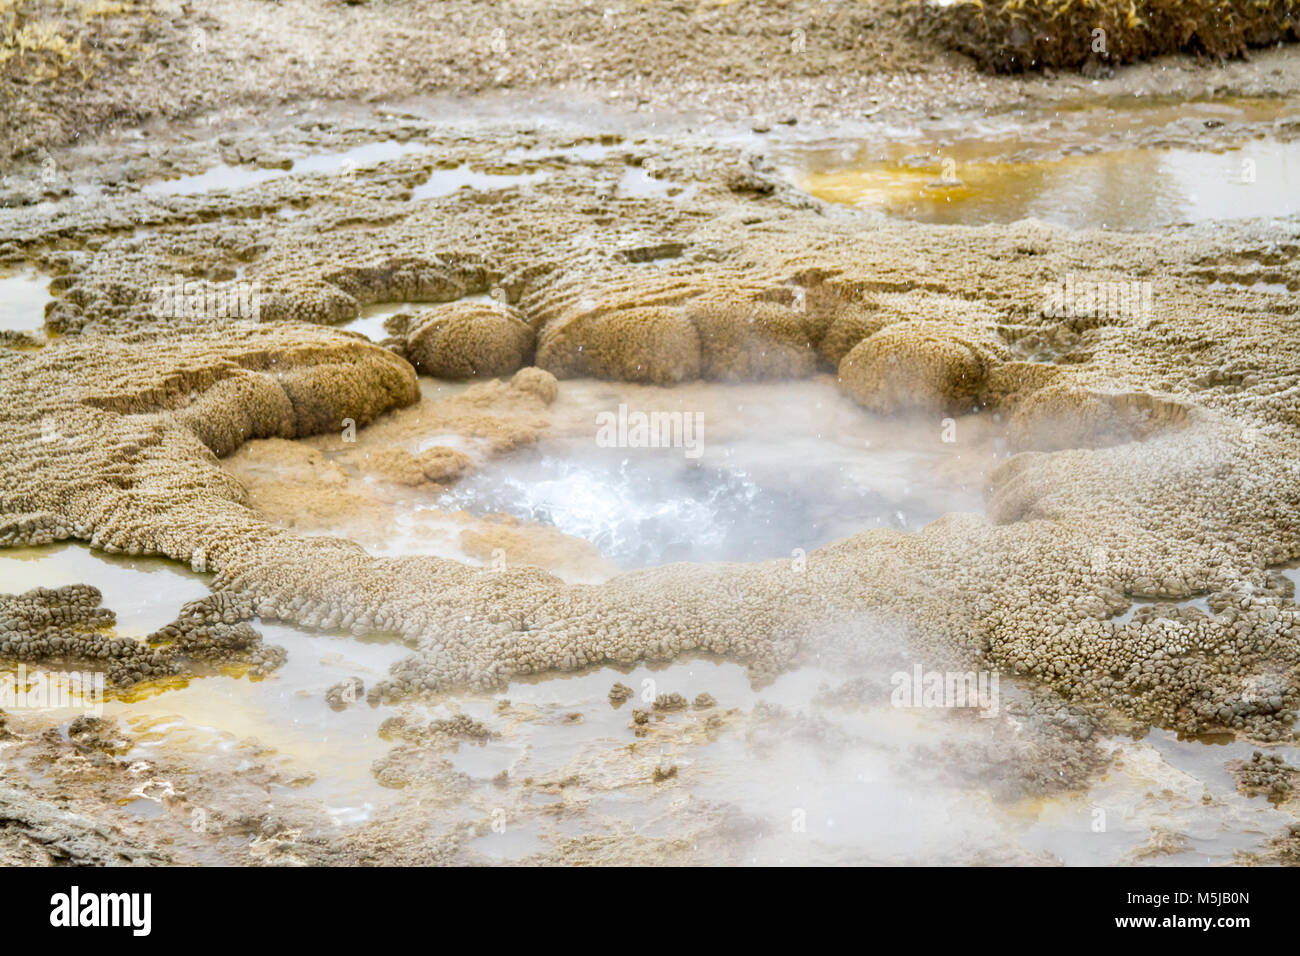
left=3, top=537, right=1296, bottom=864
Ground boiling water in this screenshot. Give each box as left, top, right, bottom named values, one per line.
left=437, top=378, right=997, bottom=569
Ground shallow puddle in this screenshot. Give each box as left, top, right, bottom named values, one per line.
left=776, top=96, right=1300, bottom=229
left=143, top=139, right=432, bottom=197
left=1, top=543, right=210, bottom=636
left=615, top=167, right=694, bottom=201
left=114, top=620, right=412, bottom=818
left=365, top=658, right=1300, bottom=864
left=0, top=268, right=51, bottom=333
left=1020, top=729, right=1296, bottom=866
left=143, top=139, right=549, bottom=202
left=0, top=542, right=409, bottom=814
left=789, top=141, right=1300, bottom=230
left=410, top=165, right=548, bottom=200
left=504, top=141, right=621, bottom=163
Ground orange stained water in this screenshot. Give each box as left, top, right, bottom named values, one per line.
left=779, top=97, right=1300, bottom=229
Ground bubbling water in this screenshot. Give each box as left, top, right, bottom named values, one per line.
left=437, top=378, right=1000, bottom=570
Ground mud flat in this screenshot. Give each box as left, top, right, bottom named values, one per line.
left=2, top=1, right=1300, bottom=866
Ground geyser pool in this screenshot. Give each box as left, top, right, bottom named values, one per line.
left=2, top=372, right=1296, bottom=863
left=433, top=377, right=1003, bottom=570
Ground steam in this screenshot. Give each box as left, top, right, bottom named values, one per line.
left=439, top=377, right=1000, bottom=569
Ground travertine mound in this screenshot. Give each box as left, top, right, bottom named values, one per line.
left=536, top=306, right=702, bottom=384
left=418, top=446, right=475, bottom=484
left=838, top=321, right=1008, bottom=413
left=404, top=302, right=534, bottom=379
left=817, top=302, right=887, bottom=367
left=1007, top=384, right=1194, bottom=452
left=509, top=366, right=559, bottom=404
left=685, top=297, right=816, bottom=381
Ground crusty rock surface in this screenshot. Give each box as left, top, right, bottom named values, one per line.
left=0, top=780, right=168, bottom=865
left=2, top=118, right=1299, bottom=753
left=0, top=584, right=284, bottom=685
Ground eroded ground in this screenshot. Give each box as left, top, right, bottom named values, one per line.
left=3, top=0, right=1300, bottom=866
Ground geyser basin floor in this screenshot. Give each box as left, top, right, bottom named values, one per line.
left=0, top=541, right=1292, bottom=865
left=5, top=75, right=1300, bottom=865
